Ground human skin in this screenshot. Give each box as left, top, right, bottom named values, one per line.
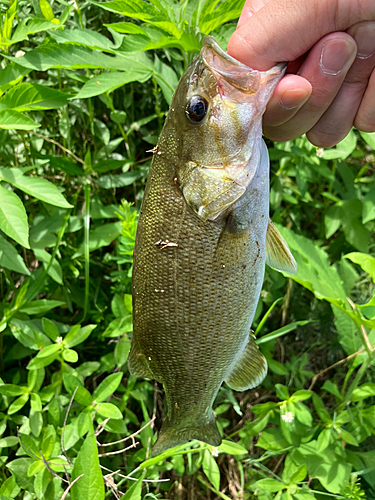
left=227, top=0, right=375, bottom=147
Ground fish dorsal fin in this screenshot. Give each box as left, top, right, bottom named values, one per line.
left=266, top=220, right=297, bottom=274
left=225, top=336, right=267, bottom=391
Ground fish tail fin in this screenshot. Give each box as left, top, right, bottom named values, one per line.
left=152, top=415, right=221, bottom=456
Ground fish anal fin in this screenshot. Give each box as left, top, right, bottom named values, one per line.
left=128, top=339, right=154, bottom=379
left=152, top=415, right=221, bottom=456
left=266, top=220, right=297, bottom=274
left=225, top=336, right=267, bottom=391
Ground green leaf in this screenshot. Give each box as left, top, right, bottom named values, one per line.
left=362, top=188, right=375, bottom=224
left=325, top=204, right=342, bottom=239
left=256, top=321, right=310, bottom=345
left=8, top=393, right=29, bottom=415
left=289, top=464, right=307, bottom=484
left=42, top=318, right=60, bottom=342
left=74, top=386, right=93, bottom=407
left=199, top=0, right=245, bottom=34
left=321, top=129, right=357, bottom=159
left=35, top=343, right=61, bottom=359
left=257, top=428, right=290, bottom=452
left=0, top=234, right=30, bottom=274
left=344, top=252, right=375, bottom=283
left=0, top=474, right=20, bottom=497
left=275, top=225, right=347, bottom=303
left=74, top=70, right=151, bottom=99
left=19, top=299, right=64, bottom=315
left=0, top=63, right=31, bottom=93
left=0, top=185, right=29, bottom=248
left=359, top=130, right=375, bottom=149
left=0, top=384, right=28, bottom=396
left=71, top=426, right=105, bottom=500
left=351, top=382, right=375, bottom=401
left=40, top=0, right=55, bottom=21
left=312, top=394, right=332, bottom=424
left=340, top=200, right=369, bottom=252
left=27, top=460, right=44, bottom=477
left=0, top=436, right=19, bottom=448
left=338, top=428, right=359, bottom=446
left=92, top=0, right=181, bottom=38
left=74, top=222, right=122, bottom=257
left=255, top=478, right=285, bottom=493
left=291, top=390, right=312, bottom=402
left=30, top=393, right=42, bottom=412
left=202, top=449, right=220, bottom=490
left=293, top=402, right=313, bottom=427
left=276, top=384, right=290, bottom=401
left=0, top=167, right=72, bottom=208
left=97, top=172, right=141, bottom=189
left=49, top=28, right=119, bottom=52
left=216, top=440, right=247, bottom=456
left=120, top=475, right=144, bottom=500
left=92, top=372, right=123, bottom=402
left=6, top=43, right=153, bottom=73
left=65, top=324, right=97, bottom=348
left=62, top=349, right=78, bottom=363
left=0, top=109, right=39, bottom=130
left=26, top=18, right=60, bottom=34
left=0, top=83, right=70, bottom=112
left=95, top=402, right=122, bottom=419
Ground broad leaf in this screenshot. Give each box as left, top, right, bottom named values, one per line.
left=71, top=426, right=105, bottom=500
left=0, top=234, right=30, bottom=274
left=74, top=71, right=152, bottom=99
left=92, top=372, right=123, bottom=402
left=0, top=109, right=39, bottom=130
left=74, top=222, right=122, bottom=256
left=0, top=83, right=70, bottom=111
left=0, top=185, right=29, bottom=247
left=0, top=167, right=72, bottom=208
left=6, top=43, right=154, bottom=73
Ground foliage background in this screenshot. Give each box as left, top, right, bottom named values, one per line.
left=0, top=1, right=374, bottom=499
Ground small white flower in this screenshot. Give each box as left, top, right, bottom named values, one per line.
left=56, top=336, right=63, bottom=344
left=57, top=455, right=67, bottom=461
left=316, top=148, right=324, bottom=158
left=15, top=50, right=25, bottom=58
left=130, top=122, right=140, bottom=132
left=281, top=412, right=294, bottom=423
left=211, top=447, right=219, bottom=457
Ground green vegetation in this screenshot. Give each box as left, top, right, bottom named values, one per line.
left=0, top=1, right=374, bottom=499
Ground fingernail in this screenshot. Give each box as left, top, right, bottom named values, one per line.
left=320, top=39, right=356, bottom=76
left=354, top=24, right=375, bottom=59
left=280, top=89, right=310, bottom=110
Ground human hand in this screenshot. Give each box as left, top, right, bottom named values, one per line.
left=227, top=0, right=375, bottom=147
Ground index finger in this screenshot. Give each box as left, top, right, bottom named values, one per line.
left=228, top=0, right=375, bottom=69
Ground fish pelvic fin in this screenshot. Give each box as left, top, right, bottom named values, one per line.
left=152, top=415, right=221, bottom=457
left=265, top=220, right=297, bottom=274
left=225, top=335, right=267, bottom=391
left=128, top=337, right=154, bottom=379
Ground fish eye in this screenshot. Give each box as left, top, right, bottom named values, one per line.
left=185, top=96, right=209, bottom=123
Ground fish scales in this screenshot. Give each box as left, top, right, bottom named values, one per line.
left=130, top=36, right=291, bottom=455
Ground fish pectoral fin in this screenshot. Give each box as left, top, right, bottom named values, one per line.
left=225, top=336, right=267, bottom=391
left=265, top=220, right=297, bottom=274
left=128, top=339, right=155, bottom=379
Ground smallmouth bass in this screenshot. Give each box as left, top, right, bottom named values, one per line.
left=129, top=36, right=296, bottom=455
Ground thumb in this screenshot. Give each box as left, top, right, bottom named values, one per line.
left=227, top=0, right=374, bottom=70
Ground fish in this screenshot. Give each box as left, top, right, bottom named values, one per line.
left=129, top=36, right=297, bottom=456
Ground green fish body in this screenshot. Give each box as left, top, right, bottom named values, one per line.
left=129, top=37, right=295, bottom=455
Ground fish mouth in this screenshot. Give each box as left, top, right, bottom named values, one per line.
left=201, top=35, right=286, bottom=96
